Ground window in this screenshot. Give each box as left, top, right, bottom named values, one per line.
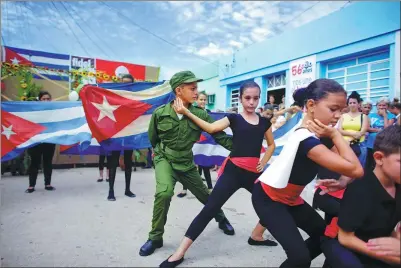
left=267, top=73, right=286, bottom=90
left=230, top=88, right=239, bottom=107
left=208, top=94, right=215, bottom=105
left=327, top=50, right=390, bottom=104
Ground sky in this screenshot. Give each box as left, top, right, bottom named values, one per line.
left=1, top=1, right=351, bottom=80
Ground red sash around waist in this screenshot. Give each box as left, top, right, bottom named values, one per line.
left=217, top=157, right=260, bottom=179
left=261, top=182, right=306, bottom=206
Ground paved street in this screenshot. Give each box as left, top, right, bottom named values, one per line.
left=0, top=167, right=324, bottom=267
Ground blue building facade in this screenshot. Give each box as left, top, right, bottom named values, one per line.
left=202, top=1, right=400, bottom=112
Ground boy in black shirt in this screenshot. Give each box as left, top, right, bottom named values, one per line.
left=336, top=125, right=400, bottom=267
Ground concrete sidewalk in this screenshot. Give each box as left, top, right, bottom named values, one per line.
left=0, top=167, right=324, bottom=267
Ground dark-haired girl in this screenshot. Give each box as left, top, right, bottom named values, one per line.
left=25, top=91, right=56, bottom=193
left=252, top=79, right=364, bottom=268
left=160, top=81, right=277, bottom=268
left=313, top=91, right=369, bottom=234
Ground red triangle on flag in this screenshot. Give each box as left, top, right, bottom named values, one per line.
left=197, top=134, right=208, bottom=142
left=1, top=110, right=46, bottom=157
left=79, top=85, right=152, bottom=142
left=4, top=47, right=33, bottom=66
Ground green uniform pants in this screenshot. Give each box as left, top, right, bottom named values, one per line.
left=148, top=158, right=226, bottom=241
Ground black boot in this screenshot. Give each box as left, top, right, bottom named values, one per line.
left=108, top=190, right=116, bottom=201
left=139, top=239, right=163, bottom=256
left=125, top=190, right=136, bottom=198
left=218, top=218, right=235, bottom=235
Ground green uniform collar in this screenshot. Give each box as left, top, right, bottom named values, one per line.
left=161, top=101, right=197, bottom=121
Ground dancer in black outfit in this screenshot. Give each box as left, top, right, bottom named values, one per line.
left=161, top=81, right=277, bottom=268
left=107, top=74, right=137, bottom=201
left=25, top=91, right=56, bottom=193
left=252, top=79, right=364, bottom=268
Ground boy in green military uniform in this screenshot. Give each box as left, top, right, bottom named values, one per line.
left=139, top=71, right=235, bottom=256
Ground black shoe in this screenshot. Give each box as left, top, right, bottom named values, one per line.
left=176, top=192, right=187, bottom=198
left=25, top=188, right=35, bottom=193
left=139, top=239, right=163, bottom=256
left=125, top=190, right=136, bottom=198
left=45, top=186, right=56, bottom=191
left=134, top=167, right=137, bottom=172
left=97, top=178, right=103, bottom=182
left=218, top=218, right=235, bottom=236
left=106, top=179, right=109, bottom=182
left=248, top=237, right=278, bottom=246
left=108, top=190, right=116, bottom=201
left=159, top=255, right=184, bottom=268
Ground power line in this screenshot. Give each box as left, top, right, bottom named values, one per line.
left=16, top=2, right=29, bottom=49
left=22, top=2, right=60, bottom=53
left=59, top=1, right=112, bottom=59
left=99, top=1, right=220, bottom=68
left=65, top=1, right=119, bottom=60
left=49, top=1, right=91, bottom=57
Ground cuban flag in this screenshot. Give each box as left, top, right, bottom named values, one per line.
left=1, top=101, right=92, bottom=162
left=78, top=81, right=175, bottom=152
left=193, top=112, right=303, bottom=167
left=2, top=46, right=70, bottom=81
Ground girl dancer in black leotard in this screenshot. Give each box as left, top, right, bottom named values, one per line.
left=252, top=79, right=364, bottom=268
left=160, top=81, right=277, bottom=268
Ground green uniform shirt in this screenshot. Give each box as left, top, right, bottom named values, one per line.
left=148, top=103, right=232, bottom=172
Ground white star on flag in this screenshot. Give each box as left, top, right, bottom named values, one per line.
left=2, top=125, right=16, bottom=140
left=11, top=57, right=20, bottom=65
left=91, top=96, right=121, bottom=122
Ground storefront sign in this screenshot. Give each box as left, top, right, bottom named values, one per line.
left=288, top=55, right=316, bottom=102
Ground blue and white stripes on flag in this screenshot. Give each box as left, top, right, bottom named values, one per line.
left=5, top=46, right=70, bottom=81
left=1, top=101, right=92, bottom=161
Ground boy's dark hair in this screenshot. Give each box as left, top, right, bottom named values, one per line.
left=373, top=125, right=401, bottom=156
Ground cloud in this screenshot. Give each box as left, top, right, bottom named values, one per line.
left=229, top=40, right=243, bottom=49
left=250, top=27, right=272, bottom=42
left=2, top=1, right=351, bottom=77
left=195, top=43, right=232, bottom=57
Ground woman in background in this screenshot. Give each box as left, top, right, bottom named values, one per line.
left=366, top=97, right=396, bottom=170
left=25, top=91, right=56, bottom=193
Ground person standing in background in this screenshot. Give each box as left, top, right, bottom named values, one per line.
left=106, top=73, right=137, bottom=201
left=25, top=91, right=56, bottom=193
left=366, top=97, right=396, bottom=171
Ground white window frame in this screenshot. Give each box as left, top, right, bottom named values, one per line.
left=267, top=73, right=286, bottom=91
left=230, top=88, right=240, bottom=108
left=326, top=51, right=390, bottom=100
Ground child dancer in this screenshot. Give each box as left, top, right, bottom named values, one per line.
left=160, top=81, right=277, bottom=268
left=252, top=79, right=364, bottom=268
